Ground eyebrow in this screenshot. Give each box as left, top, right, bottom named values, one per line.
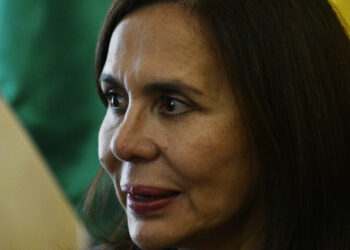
left=99, top=74, right=124, bottom=90
left=99, top=73, right=203, bottom=96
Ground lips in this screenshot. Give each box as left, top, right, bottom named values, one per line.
left=121, top=185, right=180, bottom=216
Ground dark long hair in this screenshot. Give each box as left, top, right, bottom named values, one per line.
left=85, top=0, right=350, bottom=249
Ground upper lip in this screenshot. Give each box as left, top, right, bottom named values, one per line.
left=121, top=184, right=181, bottom=197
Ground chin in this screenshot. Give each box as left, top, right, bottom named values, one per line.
left=131, top=234, right=176, bottom=250
left=128, top=223, right=182, bottom=250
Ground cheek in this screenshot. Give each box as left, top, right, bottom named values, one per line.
left=164, top=118, right=253, bottom=218
left=98, top=117, right=110, bottom=162
left=98, top=113, right=118, bottom=173
left=98, top=115, right=127, bottom=208
left=167, top=118, right=248, bottom=183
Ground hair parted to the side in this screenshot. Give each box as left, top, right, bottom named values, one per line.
left=84, top=0, right=350, bottom=249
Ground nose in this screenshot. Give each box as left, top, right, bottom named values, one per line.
left=110, top=107, right=159, bottom=163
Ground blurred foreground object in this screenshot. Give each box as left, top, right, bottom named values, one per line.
left=0, top=97, right=88, bottom=249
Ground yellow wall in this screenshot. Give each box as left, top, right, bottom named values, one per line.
left=331, top=0, right=350, bottom=33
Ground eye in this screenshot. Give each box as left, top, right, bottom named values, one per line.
left=104, top=90, right=128, bottom=114
left=157, top=96, right=191, bottom=116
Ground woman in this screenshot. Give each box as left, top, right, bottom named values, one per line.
left=85, top=0, right=350, bottom=249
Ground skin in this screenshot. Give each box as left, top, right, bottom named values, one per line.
left=99, top=3, right=262, bottom=250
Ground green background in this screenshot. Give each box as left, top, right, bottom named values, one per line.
left=0, top=0, right=111, bottom=209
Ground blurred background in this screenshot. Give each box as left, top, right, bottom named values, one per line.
left=0, top=0, right=111, bottom=208
left=0, top=0, right=349, bottom=249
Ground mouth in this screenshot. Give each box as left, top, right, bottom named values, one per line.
left=121, top=184, right=181, bottom=216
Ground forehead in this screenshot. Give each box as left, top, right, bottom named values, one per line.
left=116, top=4, right=201, bottom=51
left=103, top=3, right=222, bottom=89
left=108, top=3, right=203, bottom=58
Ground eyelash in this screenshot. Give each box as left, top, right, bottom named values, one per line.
left=104, top=91, right=128, bottom=114
left=103, top=90, right=192, bottom=117
left=157, top=95, right=191, bottom=116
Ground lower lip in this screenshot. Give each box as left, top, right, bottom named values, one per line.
left=127, top=194, right=179, bottom=216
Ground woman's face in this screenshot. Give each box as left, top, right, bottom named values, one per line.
left=99, top=3, right=259, bottom=250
